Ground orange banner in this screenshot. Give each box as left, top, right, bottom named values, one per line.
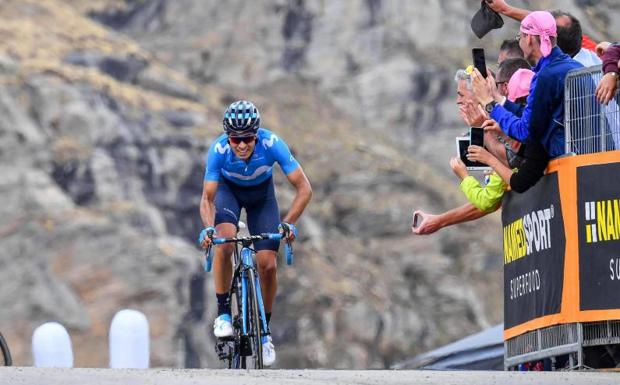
left=504, top=151, right=620, bottom=340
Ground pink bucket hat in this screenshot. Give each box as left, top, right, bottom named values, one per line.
left=507, top=68, right=535, bottom=102
left=520, top=11, right=557, bottom=57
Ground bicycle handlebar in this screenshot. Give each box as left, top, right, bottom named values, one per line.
left=211, top=233, right=283, bottom=244
left=204, top=233, right=294, bottom=272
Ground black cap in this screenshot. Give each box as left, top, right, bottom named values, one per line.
left=471, top=1, right=504, bottom=39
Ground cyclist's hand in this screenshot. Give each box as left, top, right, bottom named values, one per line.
left=278, top=222, right=298, bottom=242
left=199, top=227, right=216, bottom=249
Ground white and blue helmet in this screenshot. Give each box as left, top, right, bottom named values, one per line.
left=222, top=100, right=261, bottom=136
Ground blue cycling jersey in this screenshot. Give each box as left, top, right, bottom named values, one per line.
left=204, top=128, right=300, bottom=186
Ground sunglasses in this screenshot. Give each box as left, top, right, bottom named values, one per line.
left=228, top=136, right=256, bottom=145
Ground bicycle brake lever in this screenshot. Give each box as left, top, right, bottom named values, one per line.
left=204, top=246, right=213, bottom=272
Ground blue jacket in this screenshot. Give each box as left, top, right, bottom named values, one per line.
left=490, top=47, right=583, bottom=158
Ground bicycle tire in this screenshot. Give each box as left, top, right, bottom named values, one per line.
left=247, top=268, right=263, bottom=369
left=0, top=332, right=12, bottom=366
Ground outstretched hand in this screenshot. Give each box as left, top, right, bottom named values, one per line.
left=411, top=210, right=441, bottom=235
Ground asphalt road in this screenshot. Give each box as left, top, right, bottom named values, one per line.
left=1, top=368, right=619, bottom=385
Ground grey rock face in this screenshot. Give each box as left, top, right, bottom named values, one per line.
left=105, top=0, right=617, bottom=157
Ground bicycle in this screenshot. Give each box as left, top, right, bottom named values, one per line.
left=0, top=332, right=12, bottom=366
left=204, top=229, right=294, bottom=369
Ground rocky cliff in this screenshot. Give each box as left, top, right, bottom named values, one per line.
left=0, top=0, right=614, bottom=369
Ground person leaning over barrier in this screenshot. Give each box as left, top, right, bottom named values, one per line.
left=411, top=64, right=526, bottom=235
left=471, top=11, right=582, bottom=193
left=452, top=68, right=534, bottom=213
left=411, top=68, right=493, bottom=235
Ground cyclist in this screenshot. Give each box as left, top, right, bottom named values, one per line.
left=199, top=100, right=312, bottom=366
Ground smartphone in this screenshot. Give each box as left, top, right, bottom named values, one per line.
left=470, top=127, right=484, bottom=147
left=412, top=213, right=420, bottom=229
left=457, top=136, right=490, bottom=170
left=472, top=48, right=487, bottom=78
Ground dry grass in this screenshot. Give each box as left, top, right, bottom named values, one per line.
left=0, top=0, right=204, bottom=112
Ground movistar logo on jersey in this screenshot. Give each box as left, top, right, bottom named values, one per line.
left=584, top=199, right=620, bottom=244
left=503, top=205, right=554, bottom=265
left=214, top=143, right=230, bottom=154
left=262, top=134, right=279, bottom=148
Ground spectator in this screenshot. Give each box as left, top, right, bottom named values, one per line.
left=507, top=68, right=535, bottom=105
left=412, top=61, right=533, bottom=234
left=449, top=157, right=506, bottom=213
left=455, top=68, right=476, bottom=107
left=498, top=38, right=524, bottom=66
left=453, top=68, right=535, bottom=213
left=471, top=11, right=583, bottom=192
left=411, top=69, right=495, bottom=235
left=552, top=10, right=601, bottom=67
left=496, top=58, right=530, bottom=107
left=485, top=0, right=601, bottom=64
left=596, top=43, right=620, bottom=104
left=465, top=68, right=536, bottom=194
left=456, top=67, right=508, bottom=166
left=456, top=67, right=489, bottom=127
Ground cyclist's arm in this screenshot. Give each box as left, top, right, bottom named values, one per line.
left=267, top=133, right=311, bottom=225
left=201, top=138, right=226, bottom=229
left=200, top=181, right=218, bottom=229
left=282, top=167, right=312, bottom=225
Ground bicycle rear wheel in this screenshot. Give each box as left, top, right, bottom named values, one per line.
left=246, top=268, right=263, bottom=369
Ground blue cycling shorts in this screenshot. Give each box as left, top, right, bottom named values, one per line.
left=214, top=177, right=280, bottom=252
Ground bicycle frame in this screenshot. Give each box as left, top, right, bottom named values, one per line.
left=237, top=247, right=268, bottom=337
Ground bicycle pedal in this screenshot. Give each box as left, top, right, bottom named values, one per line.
left=214, top=340, right=232, bottom=361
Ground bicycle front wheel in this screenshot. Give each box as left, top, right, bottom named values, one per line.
left=0, top=332, right=12, bottom=366
left=246, top=268, right=263, bottom=369
left=230, top=278, right=243, bottom=369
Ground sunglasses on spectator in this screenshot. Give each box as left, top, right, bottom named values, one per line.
left=228, top=136, right=257, bottom=145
